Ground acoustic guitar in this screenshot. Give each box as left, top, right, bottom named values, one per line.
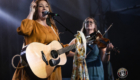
left=21, top=31, right=87, bottom=79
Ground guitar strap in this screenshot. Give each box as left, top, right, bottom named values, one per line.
left=50, top=26, right=60, bottom=41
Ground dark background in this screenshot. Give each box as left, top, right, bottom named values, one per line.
left=0, top=0, right=140, bottom=80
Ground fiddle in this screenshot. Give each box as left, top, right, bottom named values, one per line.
left=93, top=31, right=109, bottom=48
left=87, top=30, right=120, bottom=54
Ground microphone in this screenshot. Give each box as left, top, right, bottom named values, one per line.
left=42, top=11, right=59, bottom=16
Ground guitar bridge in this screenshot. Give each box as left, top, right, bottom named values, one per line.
left=41, top=51, right=48, bottom=65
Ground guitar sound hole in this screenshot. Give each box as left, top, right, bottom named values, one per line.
left=51, top=50, right=58, bottom=59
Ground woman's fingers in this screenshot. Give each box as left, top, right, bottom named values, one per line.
left=107, top=43, right=114, bottom=51
left=30, top=0, right=36, bottom=13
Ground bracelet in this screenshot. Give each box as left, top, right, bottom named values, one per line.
left=106, top=52, right=110, bottom=55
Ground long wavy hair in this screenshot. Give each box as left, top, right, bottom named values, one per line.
left=33, top=0, right=57, bottom=29
left=81, top=17, right=98, bottom=36
left=33, top=0, right=60, bottom=40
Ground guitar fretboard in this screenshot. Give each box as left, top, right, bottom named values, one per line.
left=57, top=44, right=76, bottom=55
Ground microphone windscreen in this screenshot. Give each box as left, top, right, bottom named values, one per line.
left=42, top=11, right=50, bottom=15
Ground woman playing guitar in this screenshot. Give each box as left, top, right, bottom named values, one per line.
left=12, top=0, right=74, bottom=80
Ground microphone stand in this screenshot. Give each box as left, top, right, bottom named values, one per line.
left=52, top=16, right=74, bottom=35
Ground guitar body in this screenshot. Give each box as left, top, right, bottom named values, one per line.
left=19, top=31, right=86, bottom=79
left=25, top=40, right=66, bottom=79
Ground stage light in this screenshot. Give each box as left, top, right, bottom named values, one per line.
left=0, top=8, right=21, bottom=27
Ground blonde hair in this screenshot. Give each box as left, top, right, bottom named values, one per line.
left=81, top=17, right=98, bottom=35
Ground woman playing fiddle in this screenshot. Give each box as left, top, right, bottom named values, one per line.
left=69, top=17, right=114, bottom=80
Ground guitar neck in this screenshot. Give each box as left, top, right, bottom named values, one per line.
left=57, top=44, right=76, bottom=55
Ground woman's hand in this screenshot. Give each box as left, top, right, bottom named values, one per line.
left=30, top=0, right=37, bottom=13
left=27, top=0, right=36, bottom=19
left=106, top=43, right=114, bottom=53
left=100, top=43, right=113, bottom=63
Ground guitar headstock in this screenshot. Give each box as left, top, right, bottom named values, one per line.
left=86, top=31, right=97, bottom=42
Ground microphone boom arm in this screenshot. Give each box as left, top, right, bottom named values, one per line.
left=52, top=16, right=74, bottom=35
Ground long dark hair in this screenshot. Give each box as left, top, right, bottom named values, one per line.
left=81, top=17, right=98, bottom=36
